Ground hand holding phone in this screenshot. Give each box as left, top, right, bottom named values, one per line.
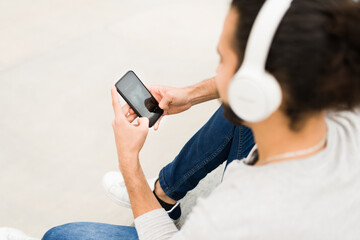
left=115, top=71, right=164, bottom=128
left=111, top=86, right=149, bottom=166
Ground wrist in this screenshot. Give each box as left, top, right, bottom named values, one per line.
left=188, top=77, right=219, bottom=106
left=117, top=153, right=140, bottom=172
left=185, top=85, right=197, bottom=106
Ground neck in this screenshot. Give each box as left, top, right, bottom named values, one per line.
left=248, top=111, right=328, bottom=165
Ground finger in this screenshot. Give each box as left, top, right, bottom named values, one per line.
left=126, top=113, right=138, bottom=123
left=123, top=104, right=139, bottom=123
left=137, top=117, right=150, bottom=130
left=122, top=104, right=131, bottom=115
left=148, top=86, right=162, bottom=102
left=111, top=86, right=125, bottom=120
left=122, top=103, right=137, bottom=116
left=153, top=115, right=164, bottom=131
left=129, top=108, right=136, bottom=115
left=147, top=85, right=161, bottom=94
left=159, top=95, right=171, bottom=110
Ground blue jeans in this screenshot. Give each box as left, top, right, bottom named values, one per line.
left=42, top=223, right=138, bottom=240
left=42, top=106, right=255, bottom=240
left=159, top=105, right=254, bottom=200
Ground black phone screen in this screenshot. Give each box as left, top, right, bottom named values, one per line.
left=115, top=71, right=163, bottom=127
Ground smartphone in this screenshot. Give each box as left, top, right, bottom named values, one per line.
left=115, top=70, right=164, bottom=128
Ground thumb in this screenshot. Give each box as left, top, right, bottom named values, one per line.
left=159, top=95, right=172, bottom=110
left=137, top=117, right=150, bottom=129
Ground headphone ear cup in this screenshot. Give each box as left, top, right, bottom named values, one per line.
left=228, top=71, right=282, bottom=122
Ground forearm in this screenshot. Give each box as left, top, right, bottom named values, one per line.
left=121, top=157, right=179, bottom=240
left=120, top=157, right=162, bottom=218
left=187, top=77, right=219, bottom=106
left=111, top=86, right=178, bottom=239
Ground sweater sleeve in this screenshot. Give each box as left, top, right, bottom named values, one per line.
left=134, top=208, right=179, bottom=240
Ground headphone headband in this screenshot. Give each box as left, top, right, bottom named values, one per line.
left=242, top=0, right=293, bottom=70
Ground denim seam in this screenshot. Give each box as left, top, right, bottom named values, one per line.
left=160, top=131, right=234, bottom=200
left=237, top=126, right=244, bottom=159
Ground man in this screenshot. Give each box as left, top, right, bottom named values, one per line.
left=40, top=0, right=360, bottom=239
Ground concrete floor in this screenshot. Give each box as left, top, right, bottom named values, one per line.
left=0, top=0, right=230, bottom=238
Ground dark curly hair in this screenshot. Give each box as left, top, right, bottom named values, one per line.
left=230, top=0, right=360, bottom=130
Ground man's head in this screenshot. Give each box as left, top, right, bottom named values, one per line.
left=215, top=0, right=360, bottom=131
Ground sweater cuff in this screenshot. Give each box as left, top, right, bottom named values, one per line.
left=134, top=208, right=179, bottom=240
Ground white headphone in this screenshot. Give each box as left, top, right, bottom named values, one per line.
left=228, top=0, right=293, bottom=122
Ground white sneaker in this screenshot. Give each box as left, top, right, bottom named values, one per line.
left=0, top=227, right=38, bottom=240
left=102, top=171, right=182, bottom=220
left=102, top=171, right=157, bottom=208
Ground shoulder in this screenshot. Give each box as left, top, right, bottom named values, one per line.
left=326, top=109, right=360, bottom=153
left=326, top=109, right=360, bottom=130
